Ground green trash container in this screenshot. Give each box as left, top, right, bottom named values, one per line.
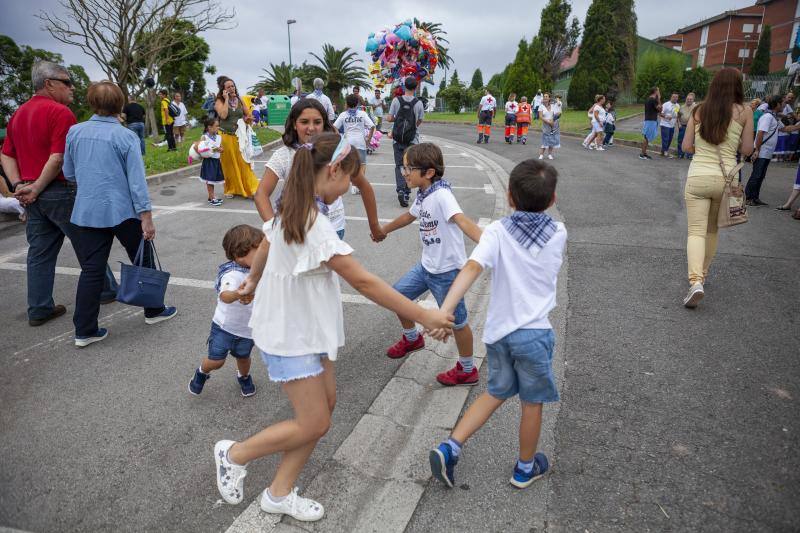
left=267, top=95, right=291, bottom=126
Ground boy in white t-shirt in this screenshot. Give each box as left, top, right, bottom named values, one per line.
left=335, top=94, right=375, bottom=195
left=380, top=143, right=484, bottom=386
left=428, top=159, right=566, bottom=490
left=188, top=225, right=263, bottom=397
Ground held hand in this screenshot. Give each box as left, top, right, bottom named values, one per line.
left=238, top=277, right=257, bottom=298
left=419, top=308, right=454, bottom=333
left=237, top=282, right=255, bottom=304
left=141, top=217, right=156, bottom=240
left=370, top=225, right=387, bottom=243
left=13, top=183, right=40, bottom=207
left=427, top=327, right=452, bottom=343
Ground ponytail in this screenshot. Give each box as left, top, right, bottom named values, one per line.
left=279, top=132, right=360, bottom=244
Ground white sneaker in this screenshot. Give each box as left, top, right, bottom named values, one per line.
left=260, top=487, right=324, bottom=522
left=595, top=146, right=606, bottom=151
left=547, top=154, right=554, bottom=160
left=538, top=154, right=544, bottom=160
left=350, top=185, right=361, bottom=195
left=214, top=440, right=247, bottom=504
left=683, top=282, right=704, bottom=308
left=581, top=143, right=588, bottom=149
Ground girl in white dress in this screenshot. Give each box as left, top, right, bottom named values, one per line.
left=582, top=94, right=607, bottom=151
left=212, top=133, right=453, bottom=522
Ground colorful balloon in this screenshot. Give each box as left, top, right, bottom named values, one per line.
left=365, top=20, right=439, bottom=88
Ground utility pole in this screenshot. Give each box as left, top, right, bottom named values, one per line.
left=287, top=19, right=297, bottom=69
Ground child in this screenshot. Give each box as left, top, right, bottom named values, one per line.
left=582, top=94, right=606, bottom=151
left=504, top=93, right=519, bottom=144
left=198, top=117, right=225, bottom=206
left=428, top=159, right=566, bottom=489
left=214, top=133, right=452, bottom=521
left=189, top=225, right=262, bottom=396
left=602, top=101, right=616, bottom=147
left=516, top=97, right=532, bottom=144
left=334, top=94, right=375, bottom=196
left=380, top=143, right=483, bottom=386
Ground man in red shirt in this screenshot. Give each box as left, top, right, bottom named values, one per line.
left=1, top=60, right=116, bottom=326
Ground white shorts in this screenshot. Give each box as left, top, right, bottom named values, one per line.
left=591, top=121, right=604, bottom=133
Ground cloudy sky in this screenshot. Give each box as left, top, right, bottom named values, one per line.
left=1, top=0, right=754, bottom=95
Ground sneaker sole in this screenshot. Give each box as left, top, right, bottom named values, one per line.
left=75, top=331, right=108, bottom=347
left=260, top=499, right=324, bottom=522
left=437, top=377, right=480, bottom=387
left=241, top=389, right=256, bottom=398
left=145, top=311, right=177, bottom=325
left=429, top=449, right=454, bottom=488
left=509, top=471, right=547, bottom=489
left=188, top=383, right=202, bottom=396
left=386, top=343, right=425, bottom=359
left=683, top=289, right=704, bottom=308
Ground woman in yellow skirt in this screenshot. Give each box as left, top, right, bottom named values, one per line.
left=214, top=76, right=260, bottom=198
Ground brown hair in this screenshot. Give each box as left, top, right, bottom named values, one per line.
left=216, top=75, right=236, bottom=102
left=281, top=99, right=335, bottom=147
left=404, top=143, right=445, bottom=180
left=595, top=94, right=605, bottom=103
left=509, top=159, right=558, bottom=212
left=87, top=81, right=124, bottom=116
left=280, top=133, right=360, bottom=244
left=222, top=224, right=263, bottom=261
left=694, top=68, right=743, bottom=145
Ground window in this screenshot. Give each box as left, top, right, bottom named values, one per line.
left=738, top=48, right=750, bottom=58
left=743, top=23, right=754, bottom=33
left=757, top=24, right=762, bottom=32
left=698, top=25, right=709, bottom=67
left=673, top=45, right=682, bottom=51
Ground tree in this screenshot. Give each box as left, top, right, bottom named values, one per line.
left=504, top=40, right=542, bottom=98
left=251, top=61, right=317, bottom=95
left=152, top=20, right=213, bottom=106
left=37, top=0, right=235, bottom=100
left=607, top=0, right=637, bottom=96
left=569, top=0, right=617, bottom=109
left=680, top=67, right=711, bottom=99
left=449, top=70, right=462, bottom=87
left=438, top=83, right=467, bottom=113
left=535, top=0, right=581, bottom=86
left=0, top=35, right=89, bottom=126
left=438, top=76, right=447, bottom=92
left=470, top=68, right=484, bottom=90
left=309, top=44, right=369, bottom=108
left=421, top=86, right=429, bottom=99
left=750, top=25, right=772, bottom=76
left=634, top=51, right=684, bottom=101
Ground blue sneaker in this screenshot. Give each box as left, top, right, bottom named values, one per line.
left=145, top=306, right=177, bottom=325
left=238, top=374, right=256, bottom=397
left=188, top=369, right=209, bottom=395
left=75, top=328, right=108, bottom=348
left=429, top=442, right=458, bottom=488
left=510, top=452, right=549, bottom=488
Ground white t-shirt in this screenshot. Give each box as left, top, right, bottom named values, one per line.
left=249, top=215, right=353, bottom=359
left=756, top=112, right=781, bottom=159
left=212, top=269, right=253, bottom=338
left=591, top=105, right=607, bottom=125
left=533, top=94, right=543, bottom=108
left=505, top=101, right=519, bottom=114
left=198, top=133, right=222, bottom=159
left=778, top=104, right=794, bottom=137
left=409, top=187, right=467, bottom=274
left=266, top=146, right=346, bottom=231
left=368, top=94, right=384, bottom=117
left=334, top=109, right=375, bottom=150
left=553, top=101, right=563, bottom=115
left=173, top=102, right=189, bottom=127
left=469, top=220, right=567, bottom=344
left=306, top=91, right=336, bottom=122
left=479, top=95, right=497, bottom=112
left=660, top=101, right=678, bottom=128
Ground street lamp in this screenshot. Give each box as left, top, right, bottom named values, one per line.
left=742, top=34, right=751, bottom=72
left=287, top=19, right=296, bottom=69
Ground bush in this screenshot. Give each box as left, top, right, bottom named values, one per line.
left=567, top=70, right=604, bottom=110
left=680, top=67, right=711, bottom=100
left=635, top=51, right=684, bottom=101
left=438, top=84, right=468, bottom=113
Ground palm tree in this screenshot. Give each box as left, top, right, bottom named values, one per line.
left=309, top=44, right=370, bottom=106
left=251, top=62, right=294, bottom=94
left=414, top=19, right=453, bottom=70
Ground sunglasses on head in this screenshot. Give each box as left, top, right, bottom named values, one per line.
left=48, top=78, right=73, bottom=88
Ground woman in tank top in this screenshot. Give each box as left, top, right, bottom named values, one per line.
left=680, top=68, right=754, bottom=309
left=214, top=76, right=260, bottom=198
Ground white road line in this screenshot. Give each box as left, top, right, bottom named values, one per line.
left=0, top=262, right=377, bottom=307
left=484, top=183, right=495, bottom=195
left=478, top=217, right=491, bottom=229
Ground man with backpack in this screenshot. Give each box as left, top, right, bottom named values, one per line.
left=386, top=77, right=425, bottom=207
left=159, top=89, right=177, bottom=151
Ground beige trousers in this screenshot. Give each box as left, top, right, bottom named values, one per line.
left=684, top=174, right=726, bottom=285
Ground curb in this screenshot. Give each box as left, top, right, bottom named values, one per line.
left=224, top=135, right=509, bottom=533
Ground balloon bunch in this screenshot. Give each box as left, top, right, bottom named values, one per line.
left=365, top=20, right=439, bottom=89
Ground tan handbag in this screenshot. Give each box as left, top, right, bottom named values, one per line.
left=716, top=146, right=747, bottom=228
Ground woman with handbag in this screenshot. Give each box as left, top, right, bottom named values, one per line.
left=64, top=81, right=177, bottom=347
left=214, top=76, right=260, bottom=199
left=680, top=68, right=754, bottom=308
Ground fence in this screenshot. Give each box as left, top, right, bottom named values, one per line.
left=743, top=74, right=793, bottom=101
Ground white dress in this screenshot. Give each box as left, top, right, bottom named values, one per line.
left=249, top=214, right=353, bottom=360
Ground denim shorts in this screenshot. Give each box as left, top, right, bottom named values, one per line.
left=260, top=351, right=329, bottom=383
left=486, top=329, right=558, bottom=404
left=357, top=148, right=367, bottom=164
left=393, top=263, right=468, bottom=329
left=642, top=120, right=658, bottom=142
left=207, top=322, right=254, bottom=360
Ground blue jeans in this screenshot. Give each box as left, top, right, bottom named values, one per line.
left=71, top=218, right=164, bottom=336
left=745, top=158, right=771, bottom=200
left=24, top=182, right=115, bottom=321
left=207, top=322, right=254, bottom=360
left=393, top=262, right=468, bottom=328
left=660, top=126, right=675, bottom=154
left=486, top=328, right=558, bottom=404
left=127, top=122, right=145, bottom=155
left=676, top=125, right=690, bottom=159
left=393, top=142, right=411, bottom=198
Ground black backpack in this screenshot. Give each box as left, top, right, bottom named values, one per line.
left=167, top=101, right=180, bottom=118
left=392, top=97, right=419, bottom=145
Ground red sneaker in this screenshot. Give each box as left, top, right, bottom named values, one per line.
left=436, top=362, right=479, bottom=386
left=386, top=334, right=425, bottom=359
